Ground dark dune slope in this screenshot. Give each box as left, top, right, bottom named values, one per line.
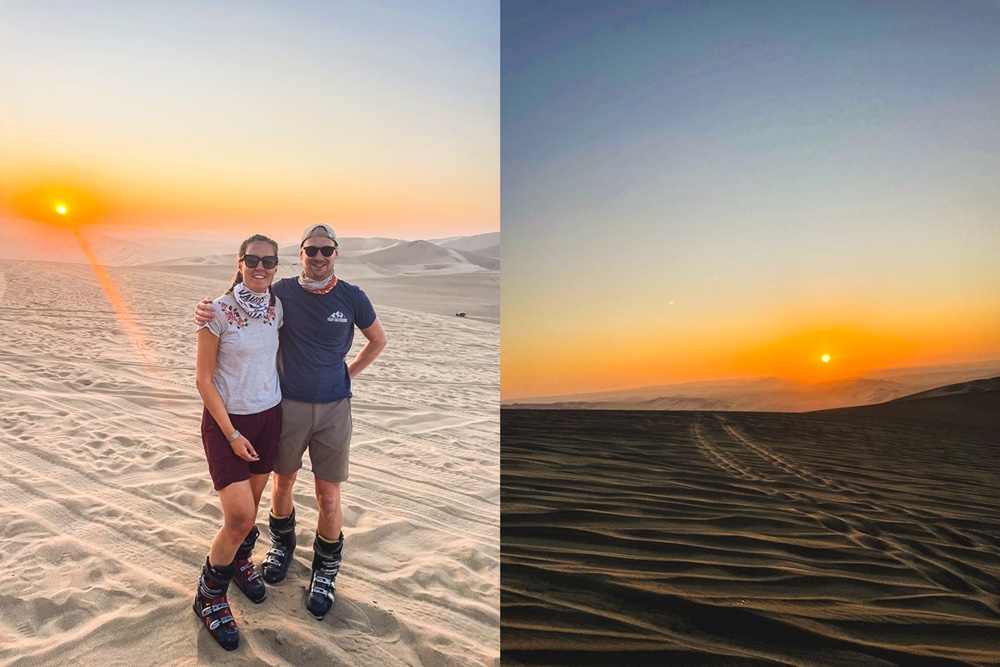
left=502, top=389, right=1000, bottom=665
left=813, top=377, right=1000, bottom=433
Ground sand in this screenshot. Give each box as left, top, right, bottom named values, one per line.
left=0, top=252, right=499, bottom=666
left=501, top=406, right=1000, bottom=666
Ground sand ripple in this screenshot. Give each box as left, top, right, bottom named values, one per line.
left=502, top=409, right=1000, bottom=666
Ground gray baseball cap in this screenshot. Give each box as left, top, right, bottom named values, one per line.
left=300, top=223, right=338, bottom=246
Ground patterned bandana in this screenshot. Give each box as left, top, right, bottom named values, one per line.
left=232, top=282, right=271, bottom=318
left=298, top=271, right=338, bottom=295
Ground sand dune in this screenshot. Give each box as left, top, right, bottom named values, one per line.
left=501, top=400, right=1000, bottom=665
left=815, top=377, right=1000, bottom=432
left=889, top=376, right=1000, bottom=400
left=505, top=364, right=1000, bottom=412
left=0, top=221, right=499, bottom=323
left=338, top=240, right=500, bottom=273
left=0, top=219, right=497, bottom=271
left=330, top=237, right=407, bottom=256
left=149, top=236, right=497, bottom=273
left=0, top=258, right=499, bottom=666
left=432, top=233, right=500, bottom=260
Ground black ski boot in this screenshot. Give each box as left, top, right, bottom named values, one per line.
left=193, top=558, right=239, bottom=651
left=262, top=509, right=296, bottom=584
left=232, top=526, right=266, bottom=603
left=307, top=532, right=343, bottom=620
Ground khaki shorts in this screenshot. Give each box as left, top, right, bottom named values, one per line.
left=275, top=397, right=352, bottom=482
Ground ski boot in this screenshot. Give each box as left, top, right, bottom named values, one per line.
left=307, top=532, right=343, bottom=620
left=262, top=509, right=296, bottom=584
left=193, top=559, right=239, bottom=651
left=232, top=526, right=266, bottom=603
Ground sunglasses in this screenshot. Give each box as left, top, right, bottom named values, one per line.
left=303, top=245, right=337, bottom=257
left=241, top=255, right=278, bottom=270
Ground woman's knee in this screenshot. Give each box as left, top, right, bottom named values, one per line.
left=223, top=509, right=257, bottom=537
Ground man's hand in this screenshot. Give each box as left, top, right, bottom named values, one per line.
left=194, top=298, right=215, bottom=326
left=348, top=318, right=387, bottom=379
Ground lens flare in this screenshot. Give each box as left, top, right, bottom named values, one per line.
left=11, top=182, right=157, bottom=367
left=69, top=227, right=160, bottom=368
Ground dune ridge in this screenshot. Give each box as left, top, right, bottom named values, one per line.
left=505, top=365, right=1000, bottom=413
left=814, top=377, right=1000, bottom=431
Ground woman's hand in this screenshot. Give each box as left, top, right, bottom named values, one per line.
left=230, top=434, right=260, bottom=462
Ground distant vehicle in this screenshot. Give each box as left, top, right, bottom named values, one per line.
left=455, top=312, right=466, bottom=317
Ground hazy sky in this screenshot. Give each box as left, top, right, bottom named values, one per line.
left=502, top=1, right=1000, bottom=399
left=0, top=1, right=498, bottom=241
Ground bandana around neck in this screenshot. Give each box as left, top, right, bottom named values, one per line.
left=232, top=282, right=271, bottom=318
left=298, top=271, right=338, bottom=295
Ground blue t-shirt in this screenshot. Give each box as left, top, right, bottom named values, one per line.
left=272, top=277, right=377, bottom=403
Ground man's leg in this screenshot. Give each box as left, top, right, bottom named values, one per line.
left=304, top=397, right=351, bottom=619
left=265, top=397, right=312, bottom=585
left=307, top=478, right=344, bottom=620
left=309, top=398, right=350, bottom=540
left=315, top=478, right=342, bottom=540
left=271, top=470, right=297, bottom=517
left=262, top=471, right=299, bottom=584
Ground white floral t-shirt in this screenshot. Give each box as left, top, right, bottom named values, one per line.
left=198, top=292, right=283, bottom=414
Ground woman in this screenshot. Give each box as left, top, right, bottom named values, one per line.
left=193, top=234, right=282, bottom=650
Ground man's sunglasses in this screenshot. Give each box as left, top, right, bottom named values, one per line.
left=303, top=245, right=337, bottom=257
left=241, top=255, right=278, bottom=270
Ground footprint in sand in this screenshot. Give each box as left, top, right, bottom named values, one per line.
left=336, top=597, right=402, bottom=640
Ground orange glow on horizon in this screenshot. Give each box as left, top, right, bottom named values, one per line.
left=7, top=175, right=107, bottom=230
left=2, top=162, right=497, bottom=239
left=724, top=325, right=920, bottom=383
left=502, top=316, right=1000, bottom=400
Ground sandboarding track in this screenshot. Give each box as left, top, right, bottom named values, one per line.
left=692, top=414, right=1000, bottom=611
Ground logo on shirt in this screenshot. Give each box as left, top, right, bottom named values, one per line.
left=327, top=310, right=348, bottom=323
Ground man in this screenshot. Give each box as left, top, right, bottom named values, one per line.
left=195, top=223, right=386, bottom=620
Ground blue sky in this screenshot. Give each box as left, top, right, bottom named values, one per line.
left=502, top=1, right=1000, bottom=398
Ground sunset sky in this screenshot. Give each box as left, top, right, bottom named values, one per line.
left=0, top=1, right=498, bottom=242
left=502, top=1, right=1000, bottom=399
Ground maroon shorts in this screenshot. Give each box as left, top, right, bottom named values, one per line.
left=201, top=403, right=282, bottom=491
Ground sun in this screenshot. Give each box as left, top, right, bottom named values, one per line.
left=56, top=204, right=68, bottom=215
left=821, top=354, right=831, bottom=363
